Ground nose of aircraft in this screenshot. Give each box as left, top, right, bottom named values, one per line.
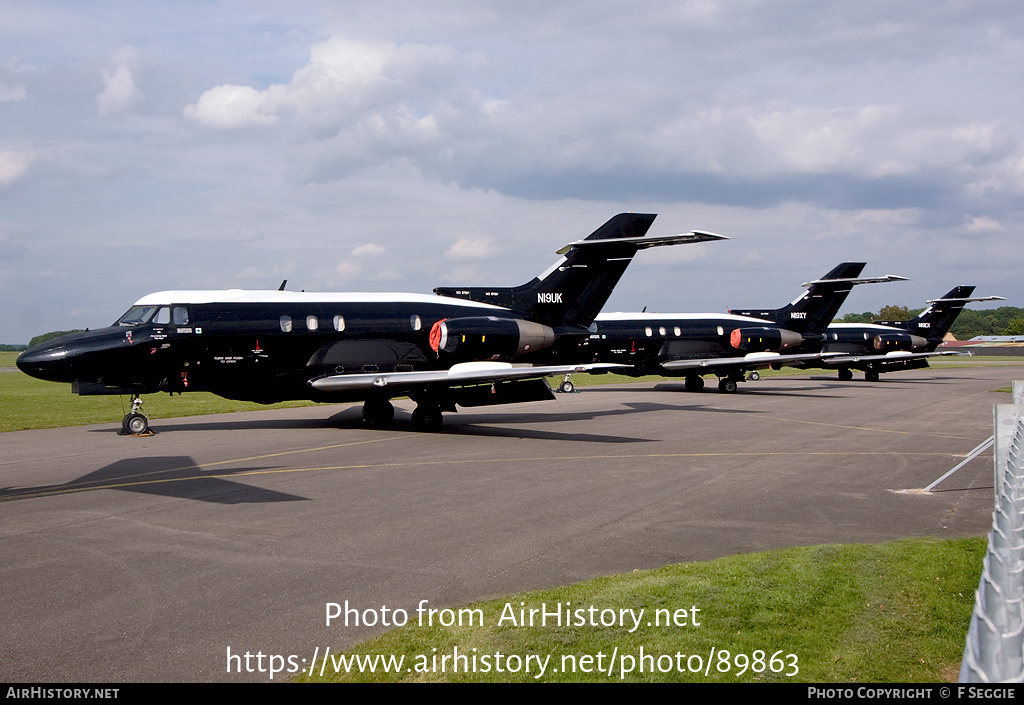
left=16, top=342, right=75, bottom=382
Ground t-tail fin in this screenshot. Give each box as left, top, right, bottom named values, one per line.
left=732, top=263, right=906, bottom=336
left=434, top=213, right=725, bottom=328
left=880, top=287, right=1006, bottom=340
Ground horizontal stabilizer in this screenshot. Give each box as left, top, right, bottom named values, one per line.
left=801, top=274, right=907, bottom=287
left=556, top=230, right=727, bottom=255
left=924, top=295, right=1006, bottom=304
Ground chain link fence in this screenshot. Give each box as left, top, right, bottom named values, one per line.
left=959, top=382, right=1024, bottom=682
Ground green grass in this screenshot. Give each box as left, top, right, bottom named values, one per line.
left=296, top=536, right=982, bottom=683
left=0, top=354, right=318, bottom=432
left=5, top=350, right=1023, bottom=433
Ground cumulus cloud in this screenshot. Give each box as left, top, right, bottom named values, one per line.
left=0, top=149, right=32, bottom=187
left=966, top=215, right=1004, bottom=232
left=445, top=237, right=495, bottom=260
left=176, top=20, right=1024, bottom=216
left=0, top=84, right=25, bottom=102
left=351, top=243, right=385, bottom=256
left=97, top=49, right=143, bottom=116
left=183, top=84, right=279, bottom=128
left=184, top=37, right=459, bottom=132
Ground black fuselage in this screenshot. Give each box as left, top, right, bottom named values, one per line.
left=573, top=312, right=815, bottom=376
left=16, top=291, right=587, bottom=404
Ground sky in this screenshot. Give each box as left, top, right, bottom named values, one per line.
left=2, top=1, right=1022, bottom=344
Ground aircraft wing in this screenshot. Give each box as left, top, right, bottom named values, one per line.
left=309, top=361, right=628, bottom=393
left=660, top=351, right=843, bottom=373
left=821, top=350, right=960, bottom=365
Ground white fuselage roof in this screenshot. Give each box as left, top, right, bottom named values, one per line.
left=133, top=290, right=506, bottom=310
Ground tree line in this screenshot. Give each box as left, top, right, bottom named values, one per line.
left=837, top=306, right=1024, bottom=339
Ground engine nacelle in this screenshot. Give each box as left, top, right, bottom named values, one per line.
left=429, top=316, right=556, bottom=361
left=872, top=332, right=928, bottom=351
left=729, top=327, right=803, bottom=352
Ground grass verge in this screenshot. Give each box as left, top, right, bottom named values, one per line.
left=0, top=359, right=318, bottom=433
left=4, top=351, right=1021, bottom=432
left=297, top=536, right=983, bottom=683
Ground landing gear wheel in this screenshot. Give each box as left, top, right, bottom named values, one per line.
left=718, top=378, right=738, bottom=394
left=838, top=368, right=853, bottom=381
left=865, top=371, right=880, bottom=382
left=748, top=371, right=760, bottom=381
left=559, top=380, right=575, bottom=394
left=122, top=412, right=149, bottom=435
left=121, top=395, right=149, bottom=435
left=684, top=375, right=704, bottom=393
left=411, top=404, right=444, bottom=432
left=361, top=399, right=395, bottom=426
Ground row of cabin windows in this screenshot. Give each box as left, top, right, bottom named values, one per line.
left=644, top=325, right=726, bottom=337
left=643, top=325, right=868, bottom=340
left=279, top=314, right=423, bottom=333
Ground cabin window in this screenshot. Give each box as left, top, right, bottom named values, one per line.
left=411, top=315, right=422, bottom=331
left=306, top=315, right=319, bottom=331
left=717, top=326, right=724, bottom=336
left=863, top=333, right=869, bottom=340
left=674, top=326, right=681, bottom=336
left=172, top=306, right=189, bottom=325
left=333, top=315, right=345, bottom=332
left=154, top=307, right=171, bottom=325
left=280, top=315, right=293, bottom=333
left=658, top=326, right=666, bottom=336
left=833, top=333, right=839, bottom=341
left=645, top=327, right=653, bottom=337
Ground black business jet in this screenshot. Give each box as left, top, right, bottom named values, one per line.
left=819, top=286, right=1005, bottom=381
left=16, top=213, right=724, bottom=432
left=439, top=263, right=904, bottom=393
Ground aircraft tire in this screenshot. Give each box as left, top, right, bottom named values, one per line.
left=412, top=405, right=444, bottom=432
left=362, top=399, right=395, bottom=426
left=748, top=371, right=760, bottom=381
left=865, top=371, right=880, bottom=382
left=559, top=380, right=575, bottom=394
left=838, top=368, right=853, bottom=381
left=718, top=378, right=738, bottom=394
left=123, top=413, right=149, bottom=435
left=684, top=375, right=704, bottom=392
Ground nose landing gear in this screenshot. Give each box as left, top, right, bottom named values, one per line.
left=121, top=395, right=150, bottom=435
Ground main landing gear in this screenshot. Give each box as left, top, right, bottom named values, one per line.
left=360, top=398, right=444, bottom=432
left=718, top=377, right=739, bottom=394
left=686, top=374, right=743, bottom=394
left=411, top=404, right=443, bottom=432
left=684, top=375, right=704, bottom=392
left=361, top=398, right=395, bottom=426
left=837, top=368, right=854, bottom=381
left=121, top=395, right=150, bottom=435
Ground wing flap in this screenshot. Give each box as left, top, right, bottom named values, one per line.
left=660, top=351, right=841, bottom=372
left=309, top=362, right=627, bottom=393
left=822, top=350, right=958, bottom=365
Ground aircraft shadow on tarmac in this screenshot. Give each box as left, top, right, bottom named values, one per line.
left=0, top=456, right=308, bottom=504
left=586, top=382, right=850, bottom=399
left=402, top=400, right=765, bottom=442
left=81, top=398, right=764, bottom=443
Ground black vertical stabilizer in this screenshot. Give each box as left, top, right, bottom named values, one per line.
left=881, top=286, right=975, bottom=339
left=732, top=263, right=867, bottom=336
left=434, top=213, right=659, bottom=328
